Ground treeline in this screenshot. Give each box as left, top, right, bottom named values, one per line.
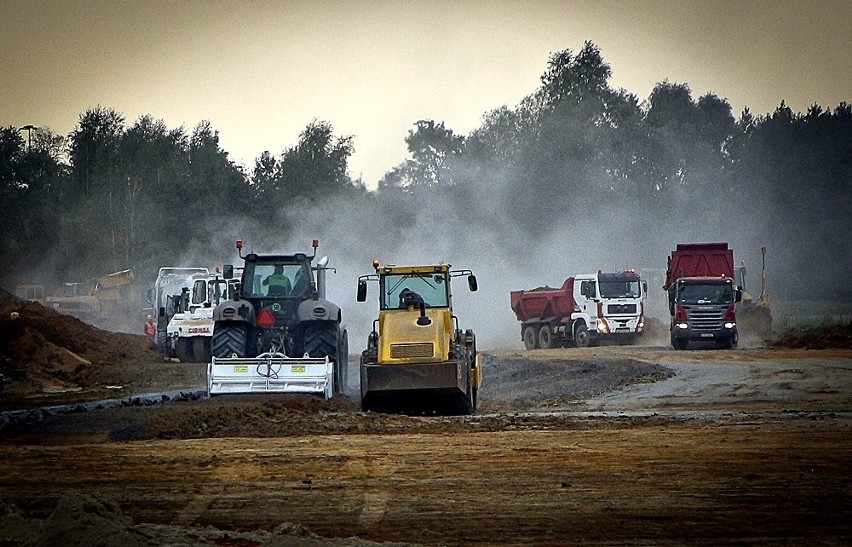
left=1, top=41, right=850, bottom=301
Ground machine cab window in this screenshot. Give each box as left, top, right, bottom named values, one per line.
left=243, top=262, right=311, bottom=298
left=191, top=280, right=207, bottom=305
left=381, top=272, right=449, bottom=310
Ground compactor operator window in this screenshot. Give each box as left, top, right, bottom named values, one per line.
left=381, top=272, right=449, bottom=309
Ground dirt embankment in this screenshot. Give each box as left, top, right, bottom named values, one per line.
left=0, top=288, right=164, bottom=411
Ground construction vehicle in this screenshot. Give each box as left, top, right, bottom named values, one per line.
left=166, top=269, right=240, bottom=363
left=664, top=243, right=742, bottom=349
left=148, top=267, right=209, bottom=356
left=735, top=247, right=773, bottom=339
left=511, top=271, right=648, bottom=349
left=207, top=239, right=348, bottom=398
left=356, top=261, right=481, bottom=415
left=43, top=269, right=137, bottom=325
left=14, top=284, right=45, bottom=304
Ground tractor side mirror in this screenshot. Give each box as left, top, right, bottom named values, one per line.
left=223, top=264, right=234, bottom=279
left=357, top=280, right=367, bottom=302
left=735, top=288, right=743, bottom=303
left=468, top=275, right=478, bottom=292
left=642, top=281, right=648, bottom=295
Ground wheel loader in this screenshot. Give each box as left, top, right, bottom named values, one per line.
left=357, top=261, right=481, bottom=415
left=207, top=239, right=348, bottom=398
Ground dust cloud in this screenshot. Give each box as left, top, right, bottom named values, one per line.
left=174, top=174, right=779, bottom=352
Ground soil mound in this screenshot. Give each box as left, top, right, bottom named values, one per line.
left=768, top=323, right=852, bottom=349
left=0, top=288, right=155, bottom=409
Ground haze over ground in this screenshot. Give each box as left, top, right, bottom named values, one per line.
left=2, top=0, right=850, bottom=186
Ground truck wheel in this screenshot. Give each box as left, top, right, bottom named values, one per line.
left=671, top=333, right=688, bottom=350
left=719, top=331, right=738, bottom=350
left=211, top=323, right=247, bottom=358
left=156, top=330, right=172, bottom=357
left=523, top=326, right=539, bottom=350
left=193, top=337, right=212, bottom=363
left=574, top=324, right=590, bottom=347
left=176, top=338, right=194, bottom=363
left=538, top=325, right=554, bottom=349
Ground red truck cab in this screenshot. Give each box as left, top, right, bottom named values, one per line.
left=665, top=244, right=742, bottom=349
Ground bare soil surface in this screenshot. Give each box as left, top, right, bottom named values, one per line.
left=1, top=288, right=851, bottom=545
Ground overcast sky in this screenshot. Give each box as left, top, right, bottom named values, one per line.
left=2, top=0, right=850, bottom=186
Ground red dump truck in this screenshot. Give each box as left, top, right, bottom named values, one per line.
left=664, top=243, right=742, bottom=349
left=511, top=271, right=647, bottom=349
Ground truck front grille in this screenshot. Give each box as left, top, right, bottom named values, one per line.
left=390, top=343, right=434, bottom=359
left=686, top=308, right=724, bottom=331
left=608, top=304, right=637, bottom=314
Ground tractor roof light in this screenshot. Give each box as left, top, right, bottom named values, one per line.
left=372, top=259, right=380, bottom=270
left=236, top=240, right=243, bottom=250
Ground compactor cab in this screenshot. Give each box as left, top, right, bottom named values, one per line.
left=207, top=239, right=348, bottom=398
left=357, top=262, right=481, bottom=414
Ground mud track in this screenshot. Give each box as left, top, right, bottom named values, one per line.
left=1, top=345, right=851, bottom=545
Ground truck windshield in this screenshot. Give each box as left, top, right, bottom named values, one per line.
left=381, top=272, right=449, bottom=309
left=679, top=284, right=732, bottom=305
left=599, top=280, right=641, bottom=298
left=242, top=262, right=312, bottom=298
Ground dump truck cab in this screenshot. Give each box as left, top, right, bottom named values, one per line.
left=357, top=262, right=481, bottom=414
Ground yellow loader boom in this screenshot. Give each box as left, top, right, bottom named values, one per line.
left=356, top=262, right=481, bottom=414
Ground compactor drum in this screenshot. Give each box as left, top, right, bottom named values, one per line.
left=207, top=240, right=348, bottom=398
left=357, top=262, right=481, bottom=415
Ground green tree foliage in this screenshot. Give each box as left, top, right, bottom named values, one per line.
left=1, top=41, right=850, bottom=303
left=252, top=120, right=357, bottom=214
left=380, top=120, right=465, bottom=190
left=0, top=126, right=67, bottom=278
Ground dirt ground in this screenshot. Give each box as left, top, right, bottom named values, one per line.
left=1, top=289, right=851, bottom=545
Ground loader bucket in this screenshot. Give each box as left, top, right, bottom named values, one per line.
left=208, top=352, right=333, bottom=398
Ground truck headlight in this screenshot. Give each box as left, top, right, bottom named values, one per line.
left=598, top=322, right=609, bottom=333
left=677, top=323, right=688, bottom=329
left=724, top=322, right=735, bottom=329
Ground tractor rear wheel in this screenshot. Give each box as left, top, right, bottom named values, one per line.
left=211, top=323, right=247, bottom=358
left=303, top=322, right=343, bottom=393
left=336, top=328, right=349, bottom=394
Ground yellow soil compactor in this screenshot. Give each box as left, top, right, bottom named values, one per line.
left=357, top=261, right=481, bottom=414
